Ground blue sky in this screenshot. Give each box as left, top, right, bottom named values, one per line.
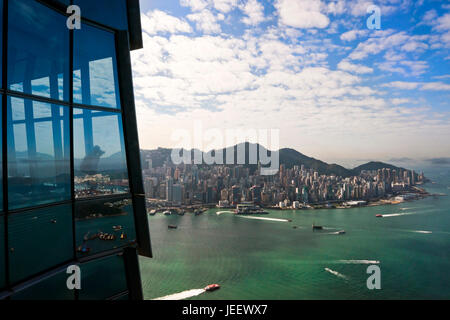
left=132, top=0, right=450, bottom=164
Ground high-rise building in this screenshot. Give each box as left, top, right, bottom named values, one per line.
left=0, top=0, right=151, bottom=300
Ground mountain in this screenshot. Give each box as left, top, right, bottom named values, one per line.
left=141, top=143, right=412, bottom=178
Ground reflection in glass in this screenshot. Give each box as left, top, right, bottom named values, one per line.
left=0, top=0, right=3, bottom=88
left=7, top=97, right=71, bottom=210
left=74, top=23, right=121, bottom=109
left=8, top=204, right=73, bottom=284
left=74, top=0, right=128, bottom=30
left=7, top=0, right=69, bottom=101
left=79, top=254, right=128, bottom=300
left=74, top=109, right=129, bottom=198
left=0, top=215, right=5, bottom=289
left=0, top=95, right=2, bottom=212
left=12, top=270, right=74, bottom=300
left=75, top=197, right=136, bottom=257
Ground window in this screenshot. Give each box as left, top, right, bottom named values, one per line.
left=7, top=0, right=69, bottom=101
left=73, top=23, right=121, bottom=109
left=7, top=204, right=73, bottom=284
left=0, top=95, right=3, bottom=212
left=11, top=269, right=75, bottom=300
left=7, top=97, right=71, bottom=210
left=74, top=109, right=128, bottom=198
left=75, top=197, right=136, bottom=257
left=79, top=254, right=128, bottom=300
left=0, top=215, right=5, bottom=289
left=74, top=0, right=128, bottom=30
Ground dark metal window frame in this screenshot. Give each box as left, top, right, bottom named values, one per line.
left=0, top=0, right=151, bottom=300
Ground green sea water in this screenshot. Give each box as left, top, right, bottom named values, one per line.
left=140, top=168, right=450, bottom=300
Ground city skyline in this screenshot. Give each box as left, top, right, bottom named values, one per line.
left=132, top=0, right=450, bottom=164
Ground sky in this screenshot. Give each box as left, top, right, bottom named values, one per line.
left=131, top=0, right=450, bottom=165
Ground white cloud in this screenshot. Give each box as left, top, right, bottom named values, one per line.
left=340, top=29, right=368, bottom=41
left=275, top=0, right=330, bottom=29
left=213, top=0, right=238, bottom=13
left=187, top=9, right=222, bottom=34
left=240, top=0, right=265, bottom=26
left=421, top=82, right=450, bottom=91
left=141, top=10, right=192, bottom=35
left=180, top=0, right=210, bottom=12
left=337, top=60, right=373, bottom=74
left=384, top=81, right=450, bottom=91
left=131, top=6, right=450, bottom=159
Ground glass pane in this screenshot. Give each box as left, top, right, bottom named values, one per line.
left=74, top=0, right=128, bottom=30
left=7, top=97, right=71, bottom=210
left=74, top=109, right=129, bottom=198
left=0, top=215, right=5, bottom=289
left=7, top=0, right=69, bottom=101
left=12, top=269, right=75, bottom=300
left=8, top=204, right=73, bottom=284
left=75, top=197, right=136, bottom=257
left=79, top=254, right=128, bottom=300
left=0, top=95, right=2, bottom=212
left=73, top=23, right=121, bottom=109
left=0, top=0, right=3, bottom=88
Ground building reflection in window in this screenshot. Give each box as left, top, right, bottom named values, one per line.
left=75, top=197, right=136, bottom=257
left=74, top=109, right=129, bottom=198
left=7, top=97, right=70, bottom=210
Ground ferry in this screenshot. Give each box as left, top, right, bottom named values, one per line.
left=163, top=210, right=172, bottom=216
left=204, top=284, right=220, bottom=292
left=376, top=214, right=383, bottom=218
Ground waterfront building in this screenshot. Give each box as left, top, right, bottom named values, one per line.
left=0, top=0, right=151, bottom=300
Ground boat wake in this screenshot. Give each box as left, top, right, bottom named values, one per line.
left=335, top=260, right=380, bottom=265
left=237, top=216, right=290, bottom=222
left=411, top=230, right=433, bottom=234
left=216, top=211, right=234, bottom=215
left=324, top=268, right=348, bottom=280
left=153, top=288, right=206, bottom=300
left=381, top=211, right=417, bottom=218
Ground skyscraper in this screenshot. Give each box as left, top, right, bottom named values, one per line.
left=0, top=0, right=151, bottom=300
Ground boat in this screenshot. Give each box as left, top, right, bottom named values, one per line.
left=376, top=214, right=383, bottom=218
left=312, top=224, right=323, bottom=230
left=204, top=284, right=220, bottom=292
left=168, top=225, right=178, bottom=229
left=120, top=233, right=127, bottom=240
left=149, top=210, right=157, bottom=216
left=163, top=210, right=172, bottom=216
left=287, top=219, right=293, bottom=222
left=77, top=245, right=91, bottom=254
left=337, top=230, right=346, bottom=235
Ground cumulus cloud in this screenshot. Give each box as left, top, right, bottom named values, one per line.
left=130, top=2, right=450, bottom=159
left=240, top=0, right=265, bottom=26
left=275, top=0, right=330, bottom=29
left=337, top=60, right=373, bottom=74
left=340, top=29, right=368, bottom=41
left=141, top=10, right=192, bottom=35
left=187, top=9, right=223, bottom=34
